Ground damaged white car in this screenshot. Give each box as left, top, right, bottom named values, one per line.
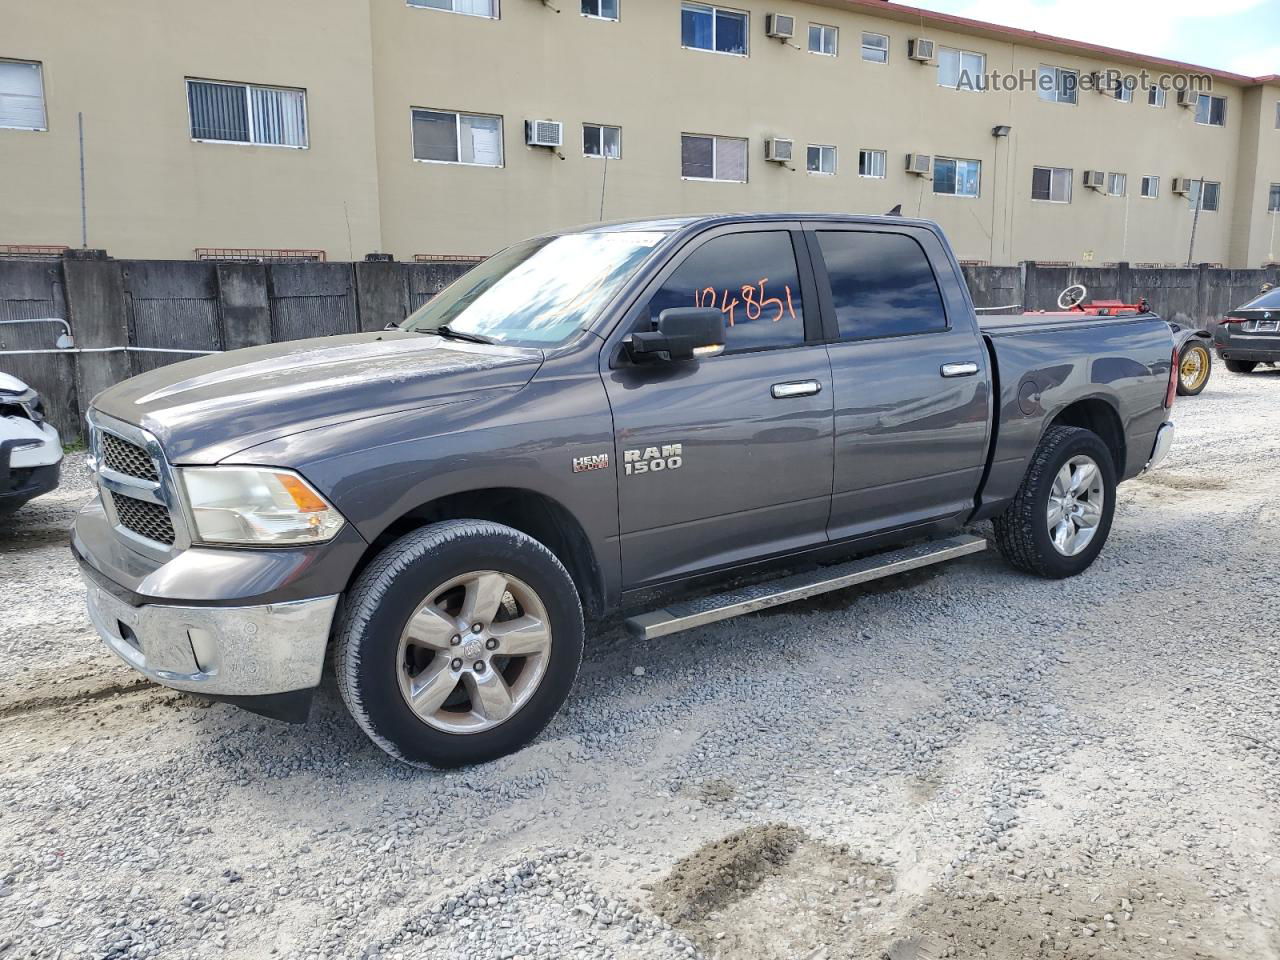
left=1, top=372, right=62, bottom=513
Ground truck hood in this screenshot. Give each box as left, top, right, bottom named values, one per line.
left=92, top=331, right=544, bottom=463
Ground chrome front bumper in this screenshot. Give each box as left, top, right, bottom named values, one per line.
left=82, top=572, right=338, bottom=697
left=1146, top=421, right=1175, bottom=471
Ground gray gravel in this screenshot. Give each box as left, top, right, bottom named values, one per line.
left=2, top=365, right=1279, bottom=959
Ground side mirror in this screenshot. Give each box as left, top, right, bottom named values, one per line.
left=627, top=307, right=725, bottom=362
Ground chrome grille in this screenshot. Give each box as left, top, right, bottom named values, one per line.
left=102, top=432, right=159, bottom=482
left=110, top=491, right=176, bottom=546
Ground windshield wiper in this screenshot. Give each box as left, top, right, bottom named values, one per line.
left=431, top=324, right=495, bottom=345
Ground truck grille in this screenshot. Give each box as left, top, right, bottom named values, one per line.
left=102, top=432, right=159, bottom=482
left=110, top=491, right=177, bottom=546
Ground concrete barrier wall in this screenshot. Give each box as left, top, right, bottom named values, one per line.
left=2, top=254, right=1278, bottom=443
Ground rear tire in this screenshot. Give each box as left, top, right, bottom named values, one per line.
left=993, top=426, right=1117, bottom=580
left=1176, top=341, right=1212, bottom=396
left=335, top=520, right=584, bottom=768
left=1224, top=359, right=1257, bottom=374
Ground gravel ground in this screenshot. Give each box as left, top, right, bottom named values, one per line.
left=2, top=365, right=1279, bottom=960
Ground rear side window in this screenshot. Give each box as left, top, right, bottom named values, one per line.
left=816, top=231, right=946, bottom=340
left=643, top=231, right=805, bottom=353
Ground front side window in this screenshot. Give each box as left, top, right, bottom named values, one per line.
left=1195, top=94, right=1227, bottom=127
left=1032, top=166, right=1072, bottom=203
left=817, top=231, right=946, bottom=340
left=1141, top=175, right=1160, bottom=199
left=1107, top=172, right=1127, bottom=196
left=584, top=123, right=621, bottom=158
left=187, top=80, right=307, bottom=147
left=412, top=108, right=503, bottom=166
left=1269, top=183, right=1280, bottom=213
left=1149, top=86, right=1166, bottom=108
left=861, top=32, right=889, bottom=63
left=581, top=0, right=618, bottom=18
left=808, top=24, right=837, bottom=56
left=407, top=0, right=498, bottom=16
left=0, top=59, right=46, bottom=130
left=1037, top=65, right=1078, bottom=104
left=681, top=3, right=748, bottom=55
left=1189, top=180, right=1221, bottom=212
left=933, top=157, right=980, bottom=197
left=938, top=47, right=985, bottom=90
left=859, top=149, right=886, bottom=178
left=681, top=133, right=747, bottom=181
left=807, top=144, right=836, bottom=175
left=644, top=231, right=805, bottom=353
left=403, top=231, right=667, bottom=346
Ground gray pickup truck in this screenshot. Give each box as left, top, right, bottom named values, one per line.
left=74, top=214, right=1177, bottom=767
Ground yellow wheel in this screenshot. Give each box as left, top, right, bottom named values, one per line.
left=1177, top=342, right=1211, bottom=396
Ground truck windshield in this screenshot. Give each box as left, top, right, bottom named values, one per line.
left=402, top=231, right=668, bottom=346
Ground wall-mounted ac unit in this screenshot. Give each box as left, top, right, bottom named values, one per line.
left=1171, top=177, right=1195, bottom=195
left=765, top=13, right=795, bottom=39
left=525, top=120, right=563, bottom=148
left=1176, top=90, right=1199, bottom=109
left=906, top=153, right=932, bottom=175
left=765, top=138, right=794, bottom=163
left=908, top=38, right=936, bottom=62
left=1083, top=170, right=1106, bottom=190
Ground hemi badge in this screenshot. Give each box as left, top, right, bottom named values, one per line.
left=573, top=453, right=610, bottom=474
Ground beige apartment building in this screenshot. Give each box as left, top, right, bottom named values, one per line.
left=2, top=0, right=1279, bottom=267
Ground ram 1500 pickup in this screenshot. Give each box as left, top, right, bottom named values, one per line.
left=73, top=215, right=1177, bottom=767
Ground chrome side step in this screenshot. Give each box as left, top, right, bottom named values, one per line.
left=624, top=534, right=987, bottom=640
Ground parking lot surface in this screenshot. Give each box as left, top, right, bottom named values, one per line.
left=1, top=366, right=1278, bottom=960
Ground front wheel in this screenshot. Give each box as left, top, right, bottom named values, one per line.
left=1223, top=359, right=1257, bottom=374
left=1176, top=341, right=1212, bottom=396
left=993, top=426, right=1117, bottom=579
left=335, top=520, right=584, bottom=768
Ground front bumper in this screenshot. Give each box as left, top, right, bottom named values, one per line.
left=1146, top=421, right=1175, bottom=471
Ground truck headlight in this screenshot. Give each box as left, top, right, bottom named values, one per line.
left=178, top=467, right=346, bottom=545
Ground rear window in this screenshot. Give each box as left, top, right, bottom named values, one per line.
left=1237, top=288, right=1280, bottom=311
left=816, top=231, right=947, bottom=340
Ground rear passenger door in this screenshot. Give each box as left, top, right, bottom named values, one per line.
left=807, top=225, right=991, bottom=541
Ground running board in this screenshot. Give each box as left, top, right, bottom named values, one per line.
left=624, top=534, right=987, bottom=640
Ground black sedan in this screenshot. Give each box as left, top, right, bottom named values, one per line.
left=1212, top=287, right=1280, bottom=374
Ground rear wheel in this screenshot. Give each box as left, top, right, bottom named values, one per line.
left=335, top=520, right=584, bottom=767
left=993, top=426, right=1117, bottom=579
left=1176, top=341, right=1212, bottom=396
left=1223, top=359, right=1257, bottom=374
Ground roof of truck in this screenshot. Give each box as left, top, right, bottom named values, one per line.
left=566, top=213, right=939, bottom=234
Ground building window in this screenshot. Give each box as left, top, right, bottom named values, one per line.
left=858, top=149, right=886, bottom=178
left=1032, top=166, right=1072, bottom=203
left=1141, top=175, right=1160, bottom=199
left=681, top=133, right=747, bottom=181
left=1037, top=65, right=1078, bottom=104
left=0, top=59, right=46, bottom=131
left=807, top=144, right=836, bottom=175
left=583, top=123, right=620, bottom=158
left=1111, top=82, right=1133, bottom=103
left=187, top=80, right=308, bottom=147
left=1275, top=101, right=1279, bottom=128
left=1107, top=172, right=1127, bottom=196
left=581, top=0, right=618, bottom=18
left=412, top=108, right=503, bottom=166
left=1189, top=180, right=1221, bottom=212
left=1195, top=94, right=1227, bottom=127
left=681, top=3, right=748, bottom=56
left=938, top=46, right=985, bottom=91
left=407, top=0, right=498, bottom=16
left=934, top=157, right=980, bottom=197
left=861, top=32, right=889, bottom=63
left=1269, top=183, right=1280, bottom=213
left=1149, top=86, right=1166, bottom=108
left=808, top=24, right=838, bottom=56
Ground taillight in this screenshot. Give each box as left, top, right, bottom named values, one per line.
left=1164, top=346, right=1178, bottom=409
left=1220, top=316, right=1245, bottom=324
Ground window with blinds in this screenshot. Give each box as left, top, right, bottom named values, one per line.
left=412, top=109, right=503, bottom=166
left=0, top=59, right=47, bottom=130
left=681, top=134, right=747, bottom=182
left=187, top=80, right=307, bottom=147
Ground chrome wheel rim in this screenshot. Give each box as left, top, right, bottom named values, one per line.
left=396, top=571, right=552, bottom=735
left=1180, top=346, right=1208, bottom=391
left=1047, top=455, right=1105, bottom=557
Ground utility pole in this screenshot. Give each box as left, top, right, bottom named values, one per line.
left=78, top=112, right=88, bottom=248
left=1186, top=176, right=1204, bottom=268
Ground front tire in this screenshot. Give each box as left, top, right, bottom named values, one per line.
left=1176, top=341, right=1212, bottom=396
left=993, top=426, right=1117, bottom=579
left=1223, top=359, right=1257, bottom=374
left=335, top=520, right=584, bottom=768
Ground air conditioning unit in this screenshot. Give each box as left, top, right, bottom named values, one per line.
left=908, top=38, right=936, bottom=62
left=906, top=153, right=932, bottom=176
left=525, top=119, right=563, bottom=148
left=1083, top=170, right=1106, bottom=190
left=1176, top=90, right=1198, bottom=109
left=765, top=138, right=794, bottom=163
left=1171, top=177, right=1194, bottom=195
left=765, top=13, right=795, bottom=39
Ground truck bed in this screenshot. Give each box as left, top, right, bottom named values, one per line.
left=978, top=311, right=1159, bottom=336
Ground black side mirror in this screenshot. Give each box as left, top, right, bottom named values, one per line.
left=627, top=307, right=725, bottom=362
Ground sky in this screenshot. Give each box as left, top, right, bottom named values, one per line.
left=905, top=0, right=1280, bottom=77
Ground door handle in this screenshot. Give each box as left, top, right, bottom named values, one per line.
left=940, top=362, right=979, bottom=378
left=771, top=380, right=822, bottom=399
